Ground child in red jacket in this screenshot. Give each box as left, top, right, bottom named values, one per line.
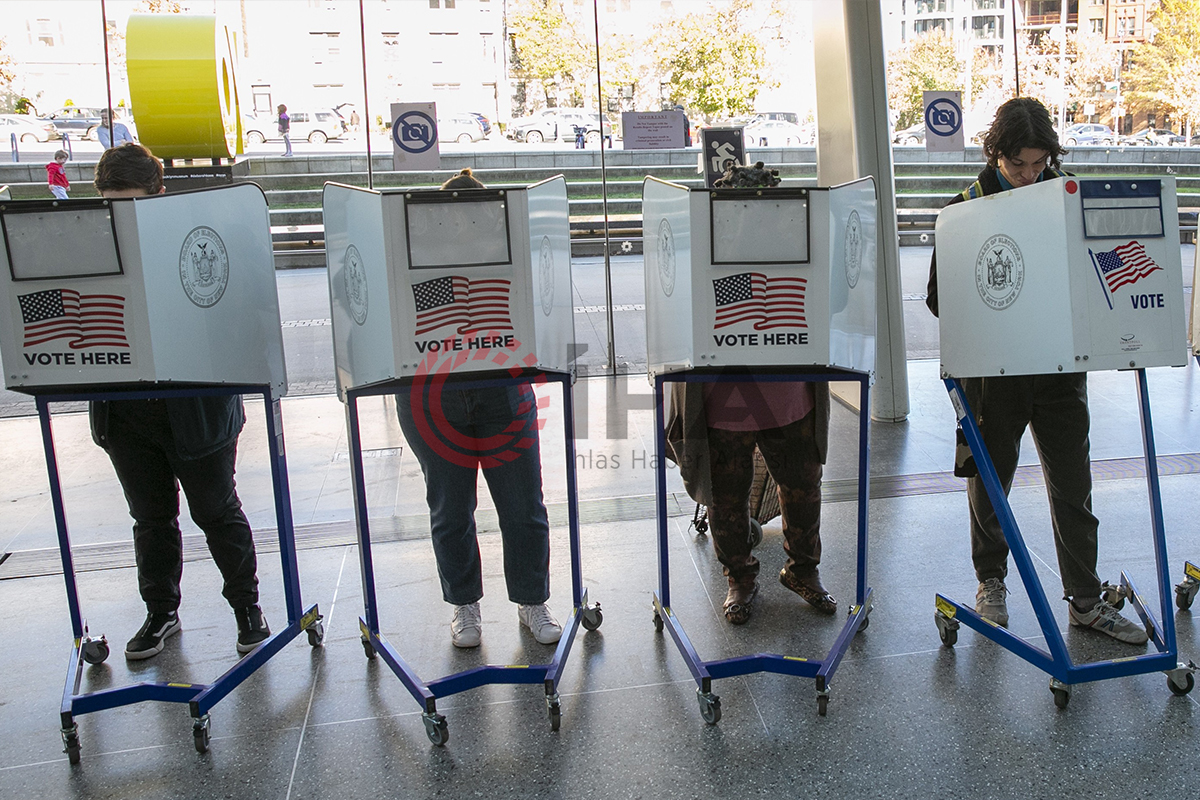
left=46, top=150, right=69, bottom=199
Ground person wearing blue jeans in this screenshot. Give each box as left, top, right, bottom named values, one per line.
left=397, top=381, right=560, bottom=648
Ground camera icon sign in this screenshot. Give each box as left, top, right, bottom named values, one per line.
left=925, top=99, right=962, bottom=137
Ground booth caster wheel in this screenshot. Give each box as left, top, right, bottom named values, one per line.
left=1101, top=580, right=1128, bottom=611
left=61, top=725, right=81, bottom=765
left=855, top=605, right=872, bottom=633
left=1166, top=663, right=1197, bottom=696
left=581, top=603, right=603, bottom=631
left=546, top=693, right=562, bottom=731
left=1050, top=679, right=1071, bottom=709
left=653, top=611, right=664, bottom=633
left=82, top=636, right=110, bottom=665
left=697, top=691, right=721, bottom=725
left=817, top=693, right=829, bottom=717
left=193, top=715, right=211, bottom=753
left=749, top=519, right=764, bottom=550
left=1176, top=578, right=1199, bottom=611
left=306, top=622, right=325, bottom=647
left=361, top=637, right=376, bottom=660
left=423, top=712, right=449, bottom=746
left=935, top=611, right=959, bottom=647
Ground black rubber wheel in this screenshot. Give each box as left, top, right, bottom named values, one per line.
left=82, top=638, right=110, bottom=665
left=698, top=694, right=721, bottom=725
left=308, top=130, right=327, bottom=144
left=581, top=608, right=603, bottom=631
left=193, top=724, right=210, bottom=754
left=1177, top=587, right=1195, bottom=611
left=858, top=613, right=870, bottom=633
left=1103, top=585, right=1126, bottom=610
left=1053, top=688, right=1070, bottom=709
left=246, top=131, right=265, bottom=145
left=306, top=623, right=324, bottom=647
left=817, top=694, right=828, bottom=716
left=939, top=625, right=957, bottom=647
left=361, top=637, right=377, bottom=659
left=425, top=716, right=449, bottom=746
left=64, top=734, right=81, bottom=765
left=548, top=702, right=561, bottom=731
left=748, top=519, right=764, bottom=549
left=525, top=130, right=544, bottom=144
left=653, top=613, right=664, bottom=633
left=1168, top=672, right=1195, bottom=696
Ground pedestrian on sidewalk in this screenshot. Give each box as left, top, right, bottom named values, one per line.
left=46, top=149, right=70, bottom=199
left=277, top=104, right=292, bottom=157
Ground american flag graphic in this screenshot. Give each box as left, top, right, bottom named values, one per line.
left=712, top=272, right=807, bottom=330
left=19, top=288, right=128, bottom=349
left=1091, top=241, right=1162, bottom=295
left=412, top=275, right=512, bottom=336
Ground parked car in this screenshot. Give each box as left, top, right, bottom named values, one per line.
left=743, top=120, right=811, bottom=147
left=0, top=114, right=59, bottom=143
left=1062, top=123, right=1115, bottom=147
left=439, top=113, right=486, bottom=144
left=242, top=108, right=344, bottom=145
left=465, top=111, right=492, bottom=137
left=1191, top=133, right=1200, bottom=147
left=892, top=123, right=925, bottom=145
left=752, top=111, right=801, bottom=125
left=40, top=107, right=106, bottom=140
left=507, top=109, right=611, bottom=144
left=1121, top=127, right=1186, bottom=147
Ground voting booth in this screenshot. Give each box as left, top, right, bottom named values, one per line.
left=937, top=176, right=1187, bottom=377
left=932, top=176, right=1194, bottom=706
left=642, top=177, right=877, bottom=378
left=640, top=176, right=878, bottom=722
left=0, top=184, right=286, bottom=393
left=0, top=185, right=321, bottom=762
left=323, top=176, right=575, bottom=398
left=322, top=175, right=600, bottom=745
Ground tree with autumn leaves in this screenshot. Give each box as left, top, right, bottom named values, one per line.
left=1123, top=0, right=1200, bottom=137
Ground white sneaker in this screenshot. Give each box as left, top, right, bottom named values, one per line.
left=451, top=602, right=482, bottom=648
left=518, top=603, right=562, bottom=644
left=975, top=578, right=1009, bottom=627
left=1068, top=599, right=1148, bottom=645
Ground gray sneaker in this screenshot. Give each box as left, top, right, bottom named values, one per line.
left=1068, top=599, right=1148, bottom=645
left=975, top=578, right=1009, bottom=627
left=518, top=603, right=562, bottom=644
left=451, top=602, right=482, bottom=648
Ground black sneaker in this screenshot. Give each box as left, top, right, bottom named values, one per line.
left=235, top=605, right=271, bottom=653
left=125, top=611, right=181, bottom=661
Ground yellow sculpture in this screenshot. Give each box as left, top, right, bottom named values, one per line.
left=126, top=14, right=243, bottom=159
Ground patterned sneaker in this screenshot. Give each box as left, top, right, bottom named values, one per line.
left=125, top=611, right=181, bottom=661
left=1068, top=599, right=1148, bottom=644
left=235, top=605, right=272, bottom=653
left=975, top=578, right=1009, bottom=627
left=451, top=602, right=482, bottom=648
left=518, top=603, right=562, bottom=644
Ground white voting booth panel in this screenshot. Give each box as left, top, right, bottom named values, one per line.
left=323, top=177, right=574, bottom=397
left=1191, top=233, right=1200, bottom=355
left=642, top=177, right=878, bottom=376
left=0, top=184, right=286, bottom=393
left=936, top=176, right=1186, bottom=378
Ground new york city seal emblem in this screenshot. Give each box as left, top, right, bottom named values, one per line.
left=179, top=226, right=229, bottom=308
left=539, top=236, right=555, bottom=316
left=844, top=209, right=863, bottom=288
left=344, top=244, right=368, bottom=325
left=657, top=217, right=677, bottom=297
left=975, top=234, right=1024, bottom=310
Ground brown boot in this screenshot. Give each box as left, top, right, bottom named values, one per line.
left=723, top=578, right=759, bottom=625
left=779, top=568, right=837, bottom=614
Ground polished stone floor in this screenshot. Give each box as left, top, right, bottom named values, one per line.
left=0, top=357, right=1198, bottom=799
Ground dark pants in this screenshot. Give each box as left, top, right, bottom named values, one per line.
left=963, top=373, right=1101, bottom=599
left=706, top=412, right=823, bottom=584
left=105, top=401, right=259, bottom=614
left=396, top=384, right=551, bottom=606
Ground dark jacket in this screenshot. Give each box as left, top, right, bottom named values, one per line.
left=926, top=164, right=1068, bottom=317
left=90, top=396, right=246, bottom=461
left=664, top=381, right=830, bottom=507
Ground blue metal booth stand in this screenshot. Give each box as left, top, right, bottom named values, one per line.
left=652, top=367, right=873, bottom=721
left=931, top=175, right=1196, bottom=706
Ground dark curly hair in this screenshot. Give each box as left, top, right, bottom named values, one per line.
left=981, top=97, right=1066, bottom=169
left=93, top=142, right=164, bottom=195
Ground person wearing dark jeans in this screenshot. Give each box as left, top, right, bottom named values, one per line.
left=89, top=143, right=271, bottom=660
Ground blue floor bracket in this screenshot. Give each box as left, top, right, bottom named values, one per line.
left=345, top=370, right=597, bottom=745
left=651, top=367, right=873, bottom=720
left=935, top=372, right=1194, bottom=706
left=33, top=384, right=322, bottom=764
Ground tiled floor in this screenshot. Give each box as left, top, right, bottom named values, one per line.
left=0, top=359, right=1198, bottom=798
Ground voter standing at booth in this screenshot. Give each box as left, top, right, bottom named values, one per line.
left=394, top=168, right=561, bottom=650
left=926, top=97, right=1145, bottom=644
left=88, top=143, right=271, bottom=660
left=667, top=381, right=833, bottom=624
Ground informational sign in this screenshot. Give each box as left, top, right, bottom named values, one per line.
left=923, top=91, right=964, bottom=153
left=701, top=127, right=746, bottom=188
left=390, top=102, right=441, bottom=171
left=622, top=111, right=687, bottom=150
